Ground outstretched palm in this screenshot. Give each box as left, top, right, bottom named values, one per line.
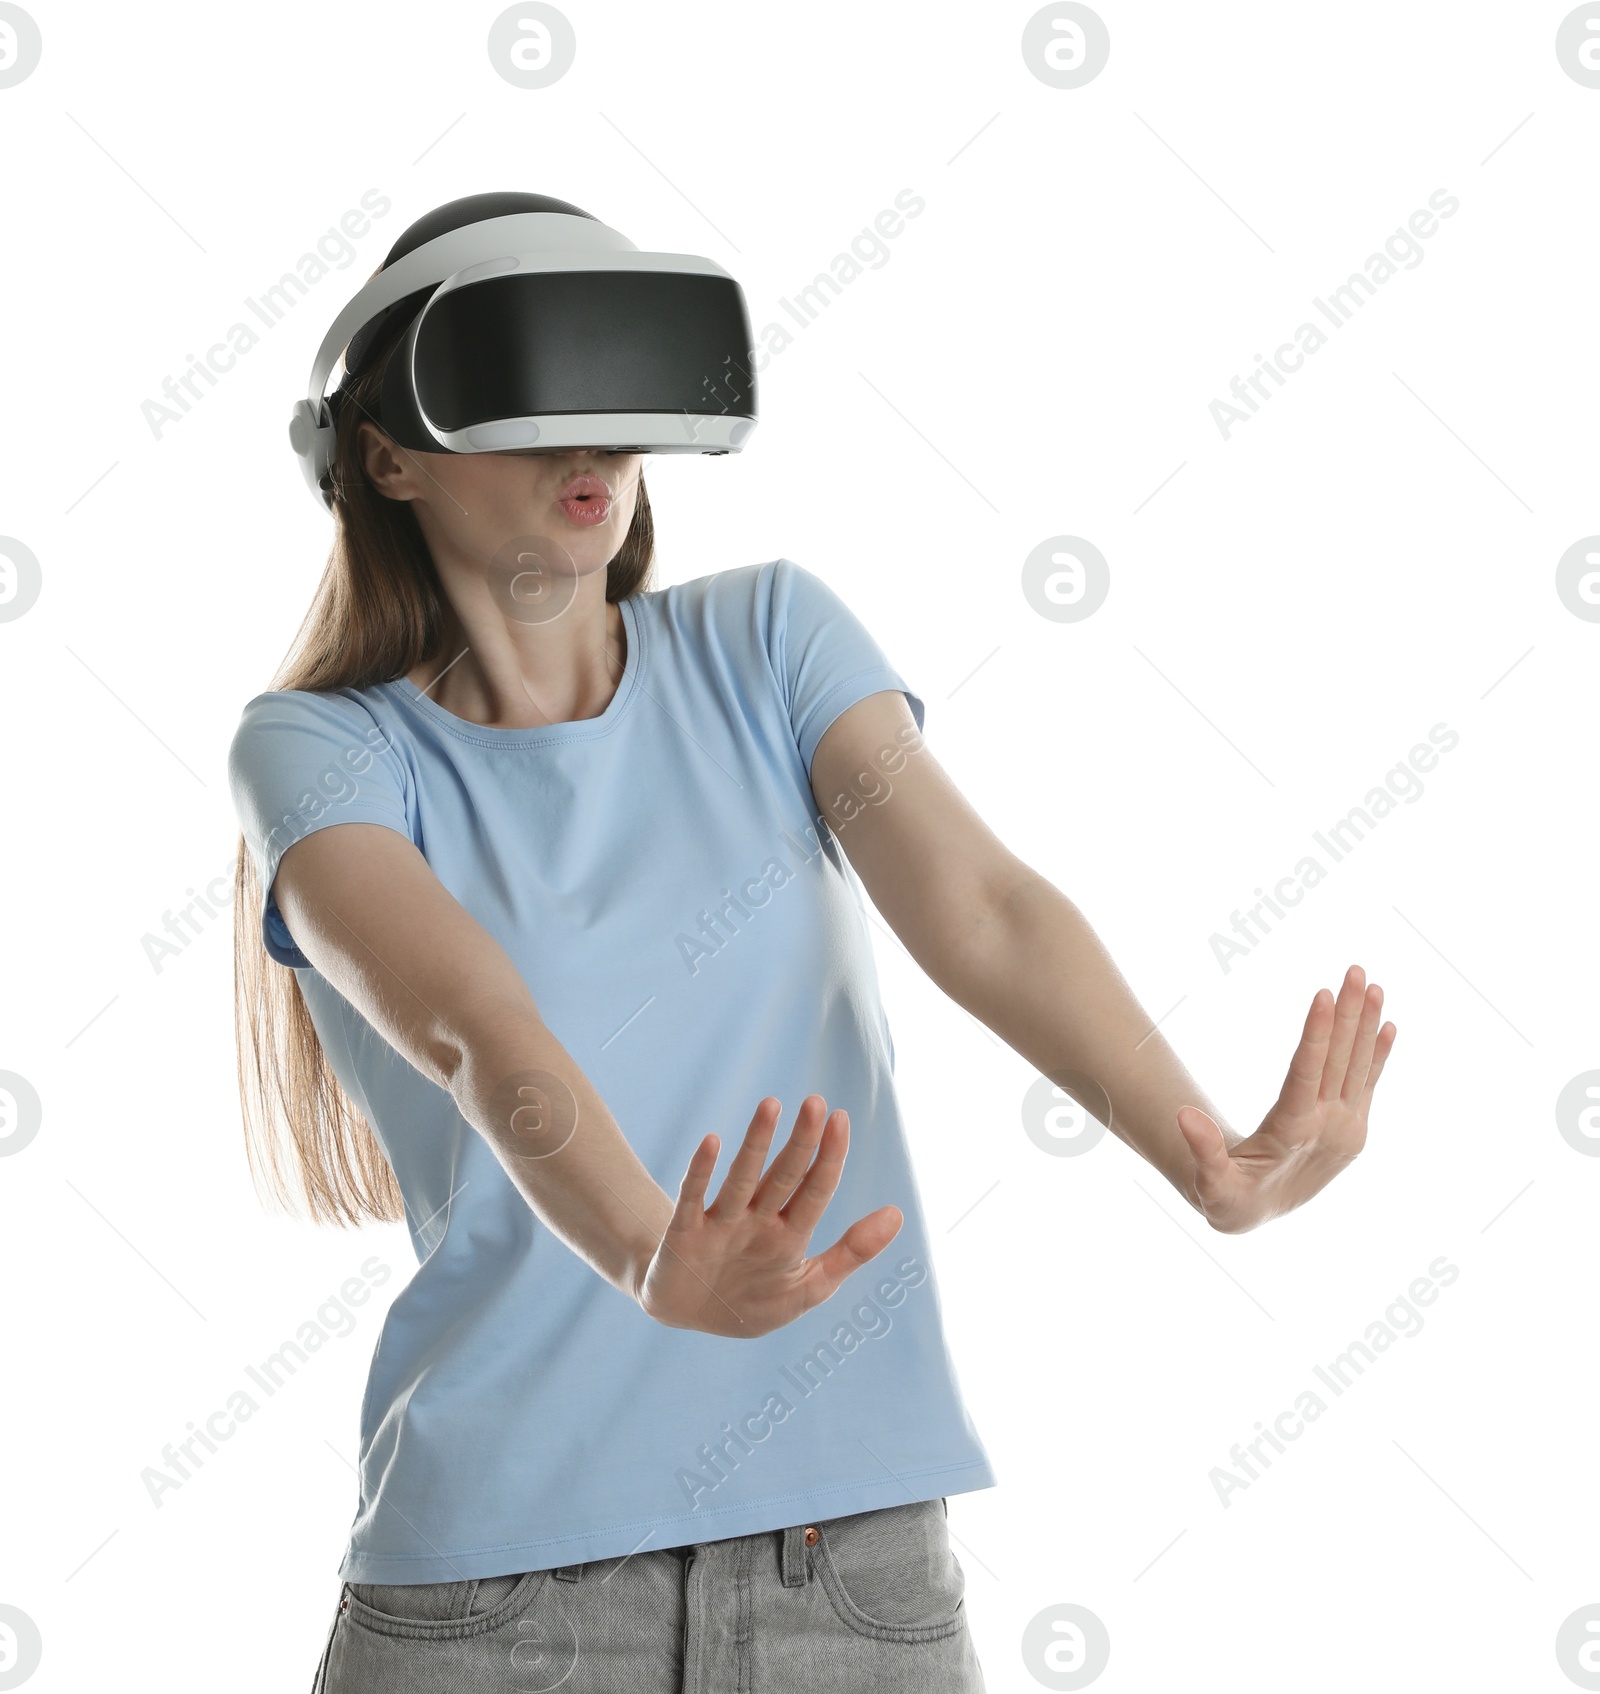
left=1177, top=964, right=1397, bottom=1234
left=638, top=1094, right=902, bottom=1337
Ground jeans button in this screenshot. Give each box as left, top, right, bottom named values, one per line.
left=803, top=1526, right=819, bottom=1545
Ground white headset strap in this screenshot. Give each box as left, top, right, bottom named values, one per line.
left=305, top=212, right=639, bottom=412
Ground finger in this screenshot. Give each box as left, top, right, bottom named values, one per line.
left=778, top=1110, right=850, bottom=1238
left=751, top=1095, right=829, bottom=1214
left=1176, top=1106, right=1233, bottom=1204
left=1278, top=988, right=1335, bottom=1121
left=799, top=1205, right=903, bottom=1304
left=1320, top=964, right=1368, bottom=1100
left=1357, top=1022, right=1398, bottom=1119
left=707, top=1097, right=782, bottom=1216
left=666, top=1133, right=719, bottom=1233
left=1339, top=983, right=1384, bottom=1105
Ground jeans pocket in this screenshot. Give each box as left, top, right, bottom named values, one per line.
left=810, top=1499, right=967, bottom=1644
left=343, top=1569, right=545, bottom=1641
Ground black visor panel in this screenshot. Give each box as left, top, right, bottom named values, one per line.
left=412, top=269, right=756, bottom=432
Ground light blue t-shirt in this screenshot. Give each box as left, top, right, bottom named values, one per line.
left=227, top=557, right=995, bottom=1583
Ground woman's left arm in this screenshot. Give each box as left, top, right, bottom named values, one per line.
left=809, top=691, right=1397, bottom=1235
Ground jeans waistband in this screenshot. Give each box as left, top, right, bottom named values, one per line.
left=547, top=1520, right=818, bottom=1586
left=547, top=1500, right=947, bottom=1587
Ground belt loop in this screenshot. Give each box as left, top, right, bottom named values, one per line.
left=553, top=1563, right=584, bottom=1583
left=780, top=1524, right=809, bottom=1588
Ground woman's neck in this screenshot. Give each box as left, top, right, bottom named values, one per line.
left=408, top=589, right=626, bottom=730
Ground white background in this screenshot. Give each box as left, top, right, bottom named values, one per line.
left=1, top=2, right=1597, bottom=1689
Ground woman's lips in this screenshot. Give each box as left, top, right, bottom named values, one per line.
left=557, top=472, right=612, bottom=526
left=558, top=494, right=611, bottom=525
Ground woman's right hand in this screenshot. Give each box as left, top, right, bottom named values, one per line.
left=635, top=1094, right=903, bottom=1338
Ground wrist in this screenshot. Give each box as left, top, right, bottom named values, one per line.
left=625, top=1234, right=657, bottom=1307
left=623, top=1199, right=672, bottom=1308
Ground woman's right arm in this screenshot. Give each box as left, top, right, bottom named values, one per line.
left=274, top=821, right=671, bottom=1296
left=271, top=822, right=900, bottom=1334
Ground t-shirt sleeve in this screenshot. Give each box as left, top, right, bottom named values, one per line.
left=227, top=689, right=413, bottom=968
left=764, top=557, right=926, bottom=775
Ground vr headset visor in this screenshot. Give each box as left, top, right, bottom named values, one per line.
left=290, top=208, right=758, bottom=509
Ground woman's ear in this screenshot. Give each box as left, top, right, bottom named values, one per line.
left=356, top=419, right=414, bottom=503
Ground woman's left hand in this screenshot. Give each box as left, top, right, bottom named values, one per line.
left=1174, top=964, right=1396, bottom=1234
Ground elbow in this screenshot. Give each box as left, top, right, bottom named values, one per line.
left=927, top=859, right=1041, bottom=998
left=434, top=1032, right=471, bottom=1099
left=440, top=1006, right=550, bottom=1130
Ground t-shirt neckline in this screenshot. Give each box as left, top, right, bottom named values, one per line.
left=385, top=593, right=644, bottom=746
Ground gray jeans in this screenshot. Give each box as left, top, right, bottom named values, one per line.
left=313, top=1497, right=985, bottom=1692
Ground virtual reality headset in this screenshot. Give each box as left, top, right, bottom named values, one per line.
left=289, top=193, right=758, bottom=511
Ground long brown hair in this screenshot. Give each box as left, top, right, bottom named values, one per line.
left=232, top=306, right=656, bottom=1226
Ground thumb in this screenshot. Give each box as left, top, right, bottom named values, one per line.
left=1177, top=1106, right=1230, bottom=1182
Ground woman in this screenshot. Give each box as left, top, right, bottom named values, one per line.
left=228, top=193, right=1396, bottom=1693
